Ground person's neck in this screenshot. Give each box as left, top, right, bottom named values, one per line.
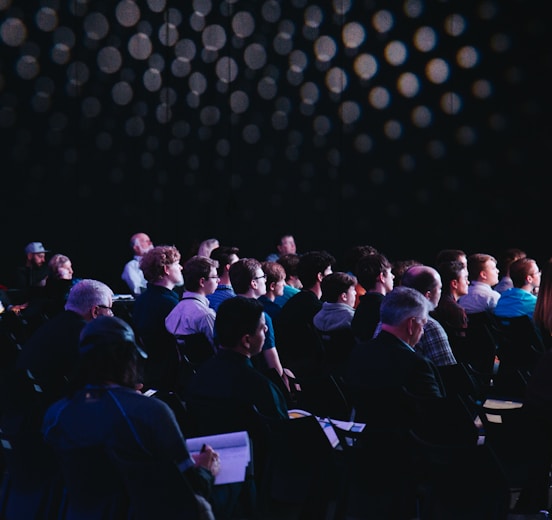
left=153, top=278, right=174, bottom=290
left=307, top=285, right=322, bottom=299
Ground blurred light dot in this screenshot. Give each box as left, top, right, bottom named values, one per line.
left=354, top=134, right=373, bottom=153
left=472, top=79, right=492, bottom=99
left=384, top=41, right=407, bottom=66
left=189, top=72, right=207, bottom=95
left=258, top=76, right=277, bottom=99
left=313, top=115, right=331, bottom=136
left=126, top=116, right=145, bottom=136
left=400, top=154, right=416, bottom=172
left=440, top=92, right=462, bottom=114
left=98, top=47, right=122, bottom=74
left=116, top=0, right=141, bottom=27
left=244, top=43, right=266, bottom=70
left=339, top=101, right=361, bottom=124
left=1, top=18, right=27, bottom=46
left=372, top=10, right=394, bottom=33
left=112, top=81, right=133, bottom=105
left=16, top=55, right=39, bottom=80
left=232, top=11, right=255, bottom=38
left=35, top=76, right=55, bottom=95
left=444, top=14, right=466, bottom=37
left=325, top=67, right=347, bottom=94
left=128, top=33, right=153, bottom=60
left=53, top=26, right=76, bottom=48
left=305, top=6, right=323, bottom=29
left=155, top=104, right=171, bottom=123
left=159, top=23, right=178, bottom=46
left=96, top=132, right=113, bottom=151
left=413, top=26, right=436, bottom=52
left=193, top=0, right=212, bottom=16
left=477, top=1, right=498, bottom=20
left=411, top=105, right=432, bottom=128
left=200, top=106, right=220, bottom=126
left=289, top=49, right=308, bottom=72
left=147, top=0, right=166, bottom=13
left=203, top=24, right=226, bottom=51
left=216, top=138, right=230, bottom=157
left=456, top=125, right=477, bottom=146
left=35, top=7, right=58, bottom=32
left=143, top=68, right=162, bottom=91
left=216, top=57, right=238, bottom=83
left=230, top=90, right=249, bottom=113
left=384, top=120, right=402, bottom=140
left=49, top=112, right=68, bottom=131
left=314, top=35, right=337, bottom=62
left=353, top=54, right=378, bottom=80
left=426, top=58, right=449, bottom=84
left=369, top=86, right=390, bottom=109
left=31, top=92, right=50, bottom=112
left=262, top=0, right=281, bottom=23
left=457, top=46, right=478, bottom=68
left=427, top=140, right=446, bottom=159
left=342, top=22, right=365, bottom=49
left=172, top=120, right=190, bottom=138
left=300, top=82, right=319, bottom=105
left=397, top=72, right=419, bottom=98
left=82, top=97, right=102, bottom=118
left=51, top=43, right=71, bottom=65
left=490, top=33, right=511, bottom=52
left=371, top=169, right=386, bottom=185
left=333, top=0, right=352, bottom=15
left=272, top=110, right=288, bottom=130
left=274, top=32, right=293, bottom=55
left=84, top=12, right=109, bottom=41
left=67, top=61, right=90, bottom=87
left=243, top=124, right=260, bottom=144
left=148, top=53, right=165, bottom=71
left=172, top=57, right=191, bottom=77
left=404, top=0, right=423, bottom=18
left=190, top=12, right=206, bottom=32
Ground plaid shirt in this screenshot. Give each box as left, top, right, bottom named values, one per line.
left=415, top=316, right=457, bottom=366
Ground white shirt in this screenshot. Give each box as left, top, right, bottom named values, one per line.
left=121, top=256, right=147, bottom=296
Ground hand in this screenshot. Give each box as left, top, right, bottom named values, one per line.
left=193, top=444, right=221, bottom=477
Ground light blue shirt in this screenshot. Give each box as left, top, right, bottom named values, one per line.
left=493, top=287, right=537, bottom=319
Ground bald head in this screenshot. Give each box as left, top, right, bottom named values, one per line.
left=401, top=265, right=442, bottom=308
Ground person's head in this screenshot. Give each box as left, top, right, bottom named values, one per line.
left=210, top=246, right=240, bottom=279
left=139, top=245, right=183, bottom=288
left=380, top=286, right=432, bottom=347
left=64, top=279, right=114, bottom=321
left=73, top=316, right=146, bottom=390
left=261, top=261, right=286, bottom=299
left=24, top=241, right=48, bottom=268
left=534, top=258, right=552, bottom=331
left=391, top=259, right=423, bottom=286
left=297, top=250, right=336, bottom=291
left=197, top=238, right=220, bottom=258
left=276, top=234, right=296, bottom=257
left=183, top=255, right=219, bottom=294
left=509, top=257, right=540, bottom=292
left=401, top=264, right=443, bottom=308
left=130, top=233, right=153, bottom=257
left=48, top=253, right=73, bottom=280
left=229, top=258, right=266, bottom=297
left=341, top=244, right=379, bottom=274
left=215, top=296, right=267, bottom=357
left=435, top=249, right=467, bottom=269
left=277, top=253, right=302, bottom=288
left=320, top=272, right=357, bottom=307
left=437, top=260, right=469, bottom=299
left=466, top=253, right=499, bottom=286
left=355, top=252, right=394, bottom=293
left=497, top=248, right=527, bottom=277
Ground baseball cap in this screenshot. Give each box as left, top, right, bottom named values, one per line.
left=25, top=242, right=49, bottom=254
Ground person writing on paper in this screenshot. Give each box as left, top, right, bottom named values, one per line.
left=42, top=316, right=219, bottom=519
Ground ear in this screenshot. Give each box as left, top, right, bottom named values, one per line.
left=269, top=281, right=277, bottom=292
left=317, top=272, right=324, bottom=283
left=451, top=279, right=459, bottom=290
left=198, top=277, right=206, bottom=288
left=338, top=292, right=348, bottom=303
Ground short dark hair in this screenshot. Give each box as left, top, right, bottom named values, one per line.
left=261, top=261, right=286, bottom=287
left=356, top=253, right=392, bottom=291
left=183, top=255, right=218, bottom=292
left=297, top=250, right=336, bottom=289
left=215, top=296, right=264, bottom=348
left=210, top=246, right=240, bottom=276
left=435, top=249, right=466, bottom=265
left=320, top=272, right=357, bottom=303
left=510, top=257, right=537, bottom=288
left=277, top=253, right=300, bottom=281
left=229, top=258, right=262, bottom=295
left=437, top=260, right=466, bottom=295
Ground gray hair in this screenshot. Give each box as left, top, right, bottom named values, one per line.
left=65, top=279, right=113, bottom=315
left=380, top=286, right=431, bottom=326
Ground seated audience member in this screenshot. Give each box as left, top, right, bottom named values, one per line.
left=458, top=253, right=501, bottom=314
left=534, top=258, right=552, bottom=350
left=276, top=250, right=336, bottom=374
left=432, top=260, right=470, bottom=335
left=313, top=272, right=357, bottom=333
left=15, top=278, right=115, bottom=410
left=494, top=257, right=540, bottom=319
left=259, top=261, right=286, bottom=324
left=265, top=233, right=297, bottom=262
left=494, top=247, right=527, bottom=294
left=401, top=265, right=457, bottom=366
left=42, top=316, right=218, bottom=519
left=132, top=245, right=184, bottom=391
left=165, top=255, right=219, bottom=352
left=435, top=248, right=468, bottom=268
left=273, top=253, right=302, bottom=307
left=12, top=241, right=50, bottom=296
left=186, top=296, right=288, bottom=518
left=43, top=253, right=78, bottom=319
left=391, top=258, right=423, bottom=286
left=229, top=258, right=286, bottom=380
left=121, top=233, right=153, bottom=297
left=351, top=252, right=394, bottom=341
left=207, top=245, right=239, bottom=311
left=340, top=244, right=379, bottom=308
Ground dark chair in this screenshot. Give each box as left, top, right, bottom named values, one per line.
left=318, top=327, right=356, bottom=377
left=437, top=361, right=486, bottom=404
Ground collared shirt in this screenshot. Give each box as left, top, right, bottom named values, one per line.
left=458, top=281, right=501, bottom=314
left=207, top=284, right=236, bottom=311
left=121, top=256, right=147, bottom=296
left=165, top=292, right=216, bottom=346
left=415, top=316, right=457, bottom=367
left=494, top=287, right=537, bottom=319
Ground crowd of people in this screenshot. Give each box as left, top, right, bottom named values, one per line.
left=1, top=234, right=552, bottom=519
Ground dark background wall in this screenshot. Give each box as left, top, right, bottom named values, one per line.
left=0, top=0, right=549, bottom=291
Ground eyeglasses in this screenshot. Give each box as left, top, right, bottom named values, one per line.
left=97, top=304, right=114, bottom=314
left=254, top=274, right=267, bottom=281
